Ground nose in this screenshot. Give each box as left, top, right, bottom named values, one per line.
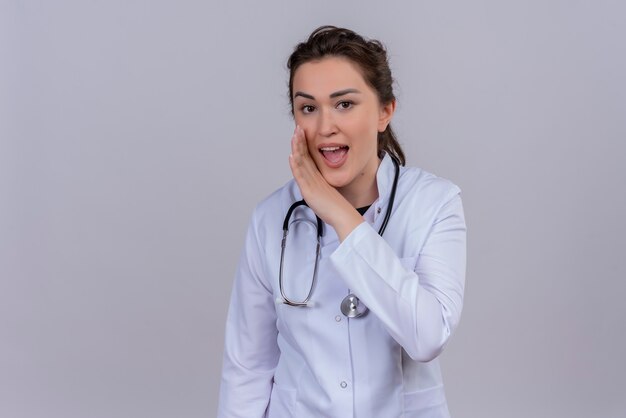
left=317, top=107, right=337, bottom=137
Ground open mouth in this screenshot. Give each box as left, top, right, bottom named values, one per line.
left=319, top=145, right=349, bottom=165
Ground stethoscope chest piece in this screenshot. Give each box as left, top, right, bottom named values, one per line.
left=340, top=294, right=369, bottom=318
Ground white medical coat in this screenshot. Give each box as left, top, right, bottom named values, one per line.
left=218, top=154, right=467, bottom=417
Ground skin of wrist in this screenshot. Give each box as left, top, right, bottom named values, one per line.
left=325, top=199, right=365, bottom=242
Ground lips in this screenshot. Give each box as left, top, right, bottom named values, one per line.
left=319, top=145, right=349, bottom=167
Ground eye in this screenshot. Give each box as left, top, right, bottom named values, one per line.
left=337, top=101, right=353, bottom=110
left=301, top=105, right=316, bottom=114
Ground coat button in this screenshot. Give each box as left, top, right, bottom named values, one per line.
left=340, top=381, right=348, bottom=389
left=335, top=315, right=342, bottom=322
left=377, top=207, right=382, bottom=214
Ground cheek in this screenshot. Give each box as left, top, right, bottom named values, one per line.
left=348, top=117, right=380, bottom=157
left=346, top=112, right=379, bottom=142
left=294, top=115, right=313, bottom=133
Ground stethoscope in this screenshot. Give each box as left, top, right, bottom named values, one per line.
left=278, top=156, right=400, bottom=318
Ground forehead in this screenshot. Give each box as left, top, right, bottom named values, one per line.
left=292, top=57, right=370, bottom=96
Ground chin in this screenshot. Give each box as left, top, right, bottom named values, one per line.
left=321, top=172, right=352, bottom=189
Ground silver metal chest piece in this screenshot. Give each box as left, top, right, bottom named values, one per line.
left=340, top=294, right=369, bottom=318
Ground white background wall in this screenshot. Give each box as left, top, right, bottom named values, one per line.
left=1, top=1, right=625, bottom=417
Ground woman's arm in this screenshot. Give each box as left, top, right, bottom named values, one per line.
left=330, top=191, right=466, bottom=362
left=289, top=124, right=467, bottom=362
left=218, top=210, right=279, bottom=418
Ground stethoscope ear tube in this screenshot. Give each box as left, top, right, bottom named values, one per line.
left=377, top=156, right=399, bottom=236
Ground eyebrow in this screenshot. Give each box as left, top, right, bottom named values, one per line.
left=293, top=88, right=362, bottom=100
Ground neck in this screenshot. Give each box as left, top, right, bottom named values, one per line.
left=338, top=183, right=378, bottom=208
left=337, top=158, right=381, bottom=208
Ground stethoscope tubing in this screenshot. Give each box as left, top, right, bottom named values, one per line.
left=279, top=156, right=400, bottom=311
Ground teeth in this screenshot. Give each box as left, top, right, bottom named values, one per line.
left=320, top=146, right=346, bottom=151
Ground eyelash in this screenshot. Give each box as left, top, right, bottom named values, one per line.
left=300, top=101, right=354, bottom=114
left=337, top=101, right=353, bottom=110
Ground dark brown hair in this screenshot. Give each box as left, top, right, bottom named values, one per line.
left=287, top=25, right=406, bottom=166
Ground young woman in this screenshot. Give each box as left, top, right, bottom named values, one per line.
left=218, top=26, right=467, bottom=418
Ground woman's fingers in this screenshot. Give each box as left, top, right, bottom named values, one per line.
left=290, top=126, right=320, bottom=182
left=290, top=126, right=311, bottom=167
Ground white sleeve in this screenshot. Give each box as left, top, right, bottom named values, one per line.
left=330, top=192, right=466, bottom=362
left=218, top=211, right=279, bottom=418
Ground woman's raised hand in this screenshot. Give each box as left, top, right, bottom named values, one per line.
left=289, top=125, right=363, bottom=241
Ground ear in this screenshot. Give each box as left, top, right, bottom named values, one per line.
left=377, top=99, right=396, bottom=132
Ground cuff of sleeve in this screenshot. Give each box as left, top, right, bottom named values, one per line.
left=331, top=221, right=375, bottom=263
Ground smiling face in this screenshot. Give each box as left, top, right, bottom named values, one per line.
left=292, top=57, right=395, bottom=206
